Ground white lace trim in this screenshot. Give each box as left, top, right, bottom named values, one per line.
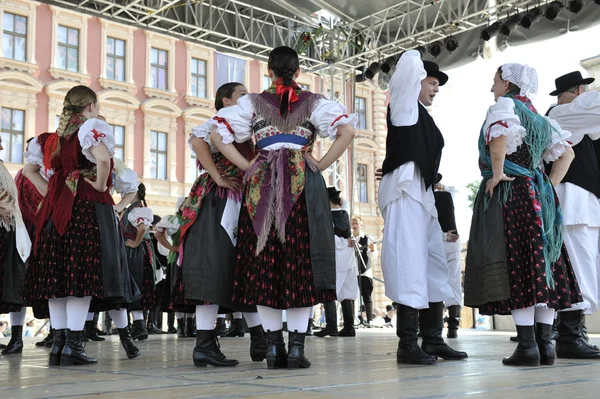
left=486, top=121, right=527, bottom=155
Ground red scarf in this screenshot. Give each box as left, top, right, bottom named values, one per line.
left=274, top=78, right=300, bottom=115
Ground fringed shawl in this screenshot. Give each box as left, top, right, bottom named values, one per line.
left=250, top=92, right=324, bottom=133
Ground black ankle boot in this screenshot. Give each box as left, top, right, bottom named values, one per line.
left=315, top=302, right=338, bottom=337
left=249, top=325, right=268, bottom=362
left=49, top=329, right=68, bottom=366
left=84, top=321, right=105, bottom=342
left=266, top=330, right=287, bottom=369
left=446, top=305, right=460, bottom=339
left=420, top=302, right=467, bottom=360
left=287, top=331, right=311, bottom=369
left=556, top=310, right=600, bottom=358
left=131, top=319, right=149, bottom=341
left=536, top=323, right=556, bottom=366
left=118, top=327, right=141, bottom=359
left=503, top=325, right=540, bottom=366
left=214, top=318, right=227, bottom=337
left=1, top=325, right=24, bottom=355
left=177, top=318, right=186, bottom=338
left=37, top=329, right=54, bottom=348
left=193, top=330, right=238, bottom=367
left=60, top=330, right=98, bottom=366
left=225, top=319, right=245, bottom=338
left=186, top=317, right=197, bottom=338
left=581, top=315, right=598, bottom=349
left=167, top=313, right=177, bottom=334
left=396, top=305, right=436, bottom=365
left=338, top=300, right=356, bottom=337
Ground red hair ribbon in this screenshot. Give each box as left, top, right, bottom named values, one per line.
left=43, top=133, right=59, bottom=172
left=274, top=78, right=300, bottom=115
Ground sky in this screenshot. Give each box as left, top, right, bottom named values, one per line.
left=429, top=24, right=600, bottom=240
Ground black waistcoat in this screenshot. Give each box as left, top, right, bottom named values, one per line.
left=356, top=235, right=370, bottom=272
left=434, top=191, right=457, bottom=233
left=331, top=210, right=351, bottom=239
left=381, top=103, right=444, bottom=189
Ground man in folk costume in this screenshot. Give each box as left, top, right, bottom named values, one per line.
left=545, top=71, right=600, bottom=359
left=378, top=50, right=467, bottom=365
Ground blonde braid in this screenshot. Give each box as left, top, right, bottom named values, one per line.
left=56, top=105, right=74, bottom=137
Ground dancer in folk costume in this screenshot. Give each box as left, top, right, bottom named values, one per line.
left=211, top=46, right=356, bottom=369
left=22, top=85, right=135, bottom=366
left=177, top=82, right=268, bottom=367
left=379, top=50, right=466, bottom=365
left=464, top=64, right=582, bottom=366
left=0, top=136, right=30, bottom=358
left=121, top=183, right=156, bottom=341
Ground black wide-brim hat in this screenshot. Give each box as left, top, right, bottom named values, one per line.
left=423, top=61, right=448, bottom=86
left=436, top=173, right=443, bottom=184
left=327, top=186, right=341, bottom=199
left=550, top=71, right=595, bottom=96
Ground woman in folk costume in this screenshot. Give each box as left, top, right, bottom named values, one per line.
left=22, top=85, right=135, bottom=366
left=120, top=183, right=156, bottom=341
left=211, top=46, right=356, bottom=369
left=177, top=82, right=268, bottom=367
left=0, top=136, right=30, bottom=357
left=464, top=64, right=582, bottom=366
left=315, top=187, right=358, bottom=338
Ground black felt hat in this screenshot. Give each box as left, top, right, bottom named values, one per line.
left=549, top=71, right=595, bottom=96
left=423, top=61, right=448, bottom=86
left=327, top=187, right=341, bottom=200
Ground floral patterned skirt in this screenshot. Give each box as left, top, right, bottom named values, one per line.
left=478, top=178, right=582, bottom=315
left=232, top=191, right=337, bottom=309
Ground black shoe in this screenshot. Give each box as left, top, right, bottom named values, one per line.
left=177, top=318, right=186, bottom=338
left=60, top=330, right=98, bottom=366
left=503, top=325, right=540, bottom=366
left=266, top=330, right=288, bottom=369
left=287, top=331, right=311, bottom=369
left=337, top=326, right=356, bottom=337
left=131, top=320, right=149, bottom=341
left=447, top=329, right=458, bottom=339
left=536, top=323, right=556, bottom=366
left=314, top=326, right=338, bottom=337
left=186, top=318, right=197, bottom=338
left=118, top=327, right=141, bottom=359
left=167, top=326, right=177, bottom=334
left=249, top=325, right=267, bottom=362
left=446, top=305, right=460, bottom=339
left=84, top=321, right=105, bottom=342
left=306, top=319, right=314, bottom=336
left=338, top=300, right=356, bottom=337
left=1, top=325, right=24, bottom=355
left=224, top=319, right=245, bottom=338
left=193, top=330, right=238, bottom=367
left=396, top=305, right=436, bottom=365
left=36, top=329, right=54, bottom=347
left=214, top=318, right=227, bottom=337
left=510, top=335, right=519, bottom=342
left=556, top=310, right=600, bottom=359
left=49, top=329, right=68, bottom=366
left=147, top=324, right=165, bottom=335
left=315, top=302, right=338, bottom=337
left=419, top=302, right=467, bottom=360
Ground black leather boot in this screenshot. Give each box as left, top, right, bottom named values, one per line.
left=84, top=320, right=105, bottom=342
left=396, top=305, right=436, bottom=365
left=365, top=301, right=374, bottom=325
left=118, top=327, right=141, bottom=359
left=249, top=325, right=267, bottom=362
left=287, top=331, right=311, bottom=369
left=1, top=325, right=24, bottom=355
left=49, top=328, right=68, bottom=366
left=536, top=323, right=556, bottom=366
left=581, top=315, right=598, bottom=349
left=192, top=330, right=238, bottom=367
left=186, top=317, right=197, bottom=338
left=37, top=328, right=54, bottom=347
left=503, top=325, right=540, bottom=366
left=266, top=330, right=287, bottom=369
left=556, top=310, right=600, bottom=358
left=177, top=318, right=186, bottom=338
left=338, top=300, right=356, bottom=337
left=130, top=319, right=149, bottom=341
left=446, top=305, right=460, bottom=339
left=551, top=318, right=558, bottom=341
left=420, top=302, right=468, bottom=360
left=167, top=312, right=177, bottom=334
left=315, top=302, right=338, bottom=337
left=60, top=330, right=98, bottom=366
left=224, top=318, right=245, bottom=338
left=214, top=317, right=227, bottom=337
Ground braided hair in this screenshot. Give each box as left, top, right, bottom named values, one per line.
left=53, top=85, right=97, bottom=159
left=268, top=46, right=300, bottom=117
left=137, top=182, right=148, bottom=208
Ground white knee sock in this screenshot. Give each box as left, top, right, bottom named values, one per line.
left=195, top=305, right=219, bottom=330
left=10, top=308, right=27, bottom=326
left=534, top=307, right=556, bottom=325
left=257, top=306, right=283, bottom=331
left=48, top=298, right=68, bottom=329
left=108, top=309, right=129, bottom=329
left=131, top=310, right=144, bottom=321
left=511, top=306, right=535, bottom=326
left=86, top=312, right=94, bottom=321
left=66, top=296, right=92, bottom=331
left=175, top=312, right=184, bottom=319
left=243, top=312, right=262, bottom=328
left=286, top=307, right=312, bottom=333
left=233, top=312, right=243, bottom=319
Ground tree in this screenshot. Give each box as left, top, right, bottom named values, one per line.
left=466, top=180, right=481, bottom=210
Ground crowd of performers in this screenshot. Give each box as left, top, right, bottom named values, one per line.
left=1, top=44, right=599, bottom=371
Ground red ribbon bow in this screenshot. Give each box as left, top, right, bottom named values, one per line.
left=91, top=128, right=106, bottom=141
left=274, top=78, right=300, bottom=115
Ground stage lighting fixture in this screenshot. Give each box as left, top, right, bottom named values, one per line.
left=415, top=45, right=426, bottom=57
left=500, top=15, right=521, bottom=36
left=568, top=0, right=583, bottom=13
left=545, top=0, right=564, bottom=20
left=481, top=22, right=500, bottom=41
left=444, top=36, right=459, bottom=52
left=429, top=41, right=443, bottom=57
left=364, top=62, right=380, bottom=80
left=380, top=56, right=396, bottom=74
left=520, top=7, right=543, bottom=28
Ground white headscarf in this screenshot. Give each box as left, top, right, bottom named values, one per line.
left=500, top=63, right=539, bottom=99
